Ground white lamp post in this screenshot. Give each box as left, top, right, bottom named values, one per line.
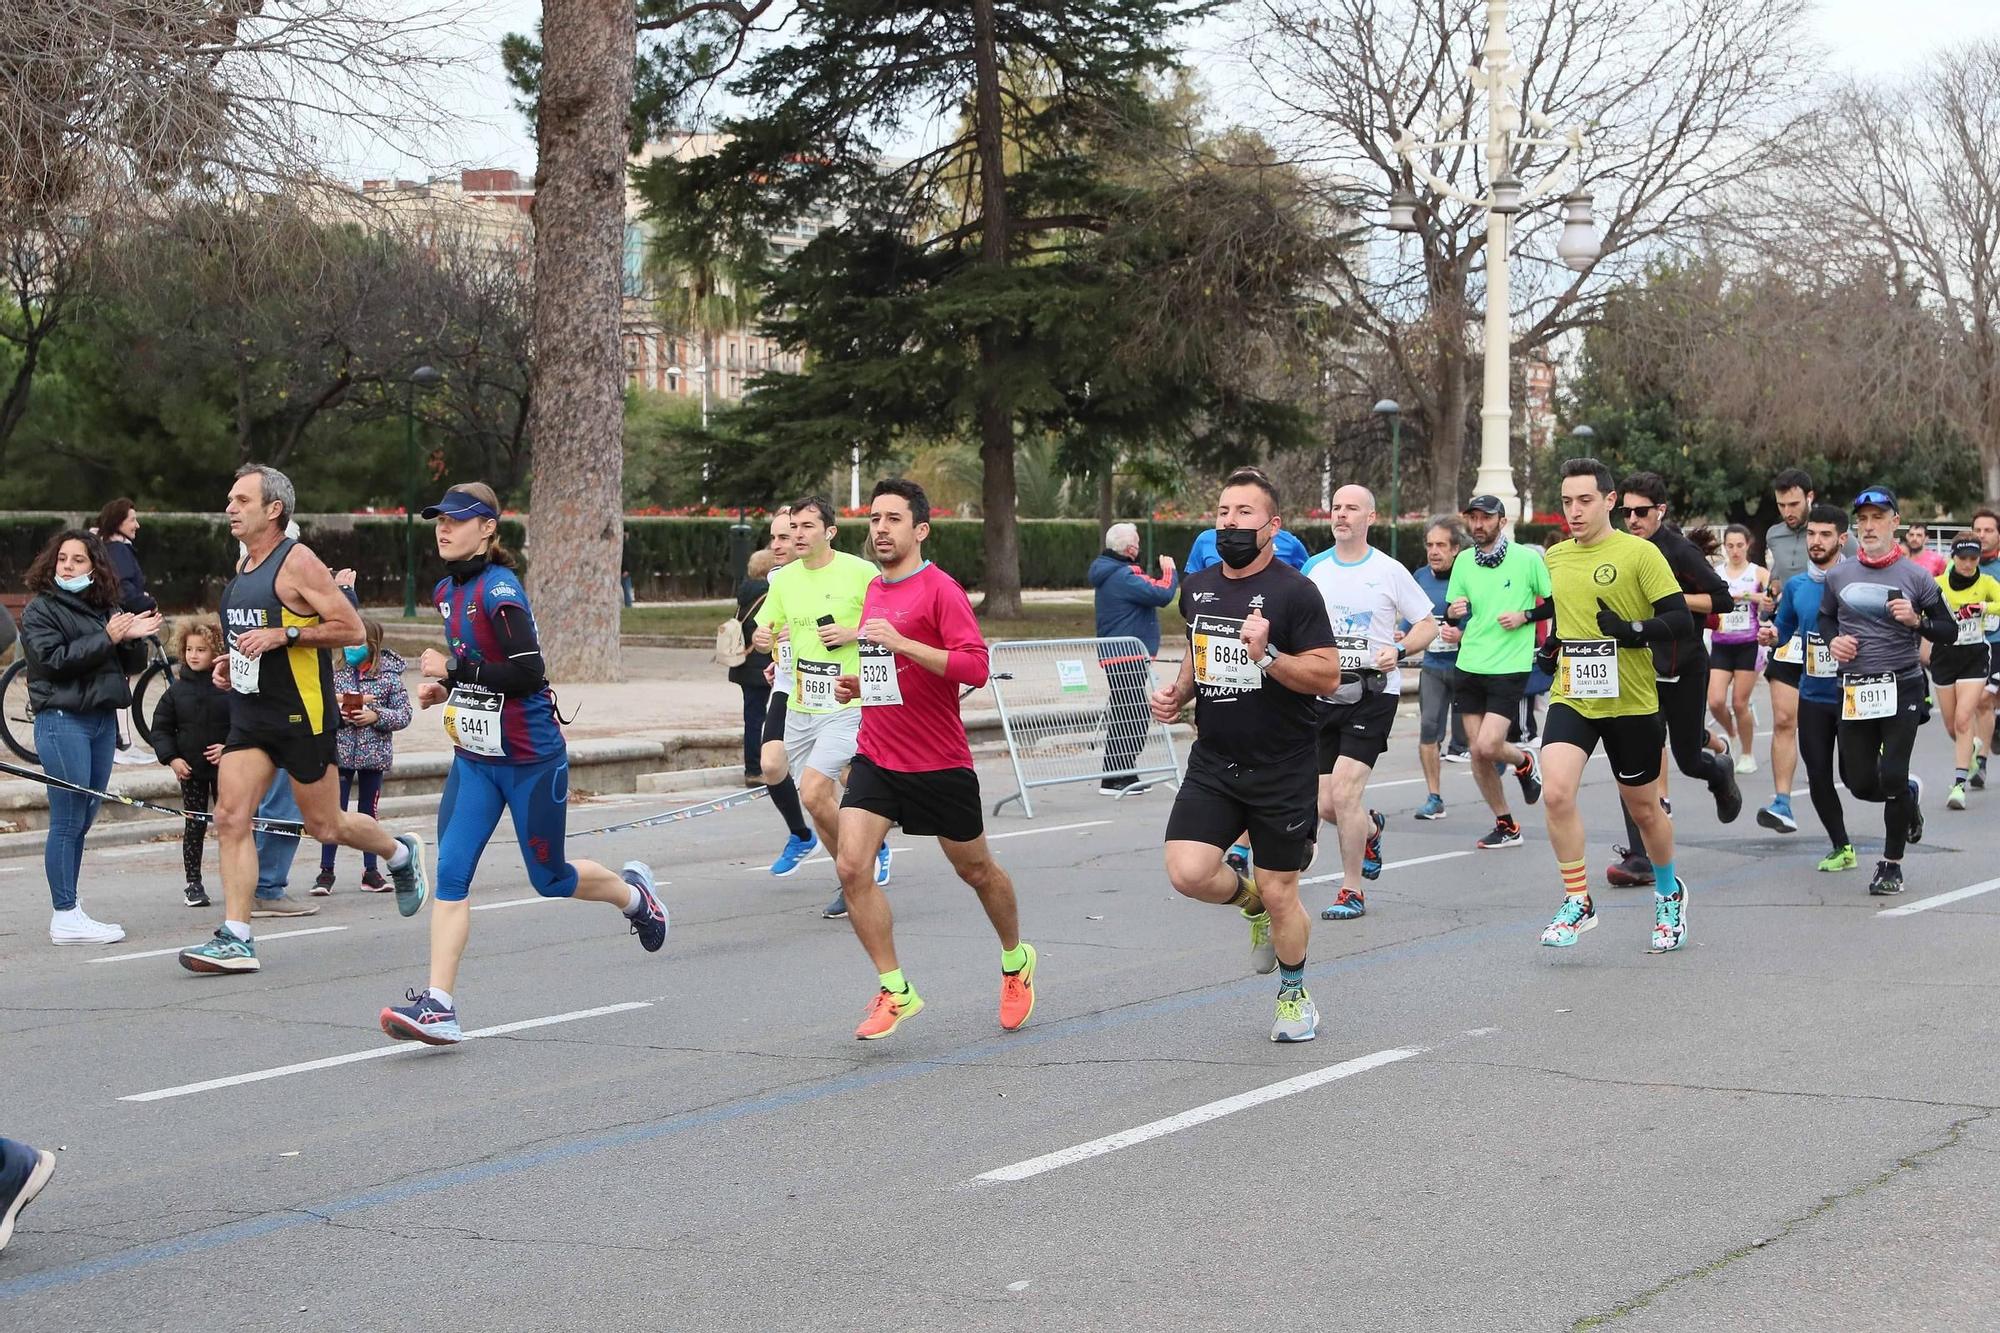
left=1383, top=0, right=1599, bottom=532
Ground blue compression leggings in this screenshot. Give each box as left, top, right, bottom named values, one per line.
left=435, top=753, right=580, bottom=902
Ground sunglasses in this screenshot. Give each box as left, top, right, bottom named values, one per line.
left=1619, top=504, right=1661, bottom=520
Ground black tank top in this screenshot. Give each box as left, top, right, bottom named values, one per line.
left=220, top=538, right=334, bottom=733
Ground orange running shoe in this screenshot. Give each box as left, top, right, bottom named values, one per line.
left=854, top=985, right=923, bottom=1040
left=999, top=942, right=1037, bottom=1031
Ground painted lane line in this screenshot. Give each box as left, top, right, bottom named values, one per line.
left=985, top=820, right=1113, bottom=840
left=1878, top=876, right=2000, bottom=917
left=470, top=896, right=560, bottom=912
left=1302, top=848, right=1477, bottom=886
left=120, top=1001, right=653, bottom=1102
left=88, top=926, right=348, bottom=964
left=974, top=1046, right=1424, bottom=1184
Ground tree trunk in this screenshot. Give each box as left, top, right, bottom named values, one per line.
left=1096, top=464, right=1114, bottom=535
left=970, top=0, right=1020, bottom=617
left=525, top=0, right=634, bottom=681
left=0, top=336, right=39, bottom=458
left=1430, top=350, right=1471, bottom=513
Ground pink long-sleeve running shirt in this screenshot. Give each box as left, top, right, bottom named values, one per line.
left=856, top=561, right=989, bottom=772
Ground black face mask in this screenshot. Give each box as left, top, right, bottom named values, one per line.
left=1215, top=525, right=1266, bottom=570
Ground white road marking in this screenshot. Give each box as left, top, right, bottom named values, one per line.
left=88, top=926, right=349, bottom=964
left=974, top=1046, right=1423, bottom=1183
left=986, top=820, right=1113, bottom=841
left=1877, top=876, right=2000, bottom=917
left=470, top=896, right=559, bottom=912
left=1301, top=848, right=1477, bottom=886
left=120, top=1001, right=654, bottom=1102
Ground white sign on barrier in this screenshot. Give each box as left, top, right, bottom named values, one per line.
left=1056, top=659, right=1088, bottom=694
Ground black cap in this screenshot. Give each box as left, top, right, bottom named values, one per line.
left=1462, top=494, right=1505, bottom=516
left=1952, top=537, right=1982, bottom=557
left=1851, top=485, right=1898, bottom=513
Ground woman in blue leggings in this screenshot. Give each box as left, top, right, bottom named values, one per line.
left=380, top=483, right=668, bottom=1045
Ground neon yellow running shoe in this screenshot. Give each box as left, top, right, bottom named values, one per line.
left=1817, top=844, right=1858, bottom=873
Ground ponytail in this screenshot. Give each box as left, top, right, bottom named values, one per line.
left=486, top=535, right=518, bottom=569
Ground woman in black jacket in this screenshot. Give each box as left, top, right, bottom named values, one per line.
left=18, top=529, right=162, bottom=945
left=93, top=498, right=156, bottom=614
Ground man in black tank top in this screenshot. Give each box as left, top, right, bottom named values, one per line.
left=177, top=465, right=432, bottom=977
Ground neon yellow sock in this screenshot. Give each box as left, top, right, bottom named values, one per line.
left=1001, top=943, right=1028, bottom=973
left=878, top=968, right=908, bottom=994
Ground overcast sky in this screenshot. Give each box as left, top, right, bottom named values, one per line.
left=358, top=0, right=2000, bottom=182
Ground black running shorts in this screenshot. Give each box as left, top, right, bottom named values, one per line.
left=1541, top=702, right=1666, bottom=787
left=1930, top=642, right=1992, bottom=688
left=1316, top=691, right=1398, bottom=771
left=1451, top=669, right=1529, bottom=721
left=1165, top=745, right=1319, bottom=872
left=1766, top=659, right=1803, bottom=691
left=841, top=753, right=984, bottom=843
left=224, top=706, right=338, bottom=785
left=1709, top=641, right=1759, bottom=673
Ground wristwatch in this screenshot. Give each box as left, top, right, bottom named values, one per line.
left=285, top=626, right=300, bottom=645
left=1255, top=648, right=1278, bottom=673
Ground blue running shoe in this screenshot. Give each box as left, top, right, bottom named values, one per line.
left=1906, top=777, right=1925, bottom=845
left=874, top=841, right=893, bottom=887
left=1225, top=844, right=1251, bottom=878
left=770, top=831, right=818, bottom=877
left=1361, top=810, right=1386, bottom=880
left=1756, top=794, right=1797, bottom=833
left=380, top=988, right=463, bottom=1045
left=1415, top=793, right=1446, bottom=821
left=178, top=926, right=259, bottom=974
left=623, top=861, right=668, bottom=953
left=822, top=887, right=848, bottom=919
left=1321, top=887, right=1366, bottom=920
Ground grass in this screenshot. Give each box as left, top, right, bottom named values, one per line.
left=623, top=597, right=1186, bottom=644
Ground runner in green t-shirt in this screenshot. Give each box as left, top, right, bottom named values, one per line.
left=752, top=497, right=892, bottom=916
left=1535, top=459, right=1695, bottom=956
left=1442, top=494, right=1554, bottom=850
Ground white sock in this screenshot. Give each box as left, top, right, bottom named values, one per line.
left=225, top=920, right=252, bottom=942
left=386, top=839, right=410, bottom=870
left=428, top=987, right=454, bottom=1010
left=623, top=884, right=644, bottom=915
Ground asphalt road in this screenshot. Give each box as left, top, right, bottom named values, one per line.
left=2, top=697, right=1997, bottom=1332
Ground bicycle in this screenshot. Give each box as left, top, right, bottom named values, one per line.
left=0, top=635, right=174, bottom=766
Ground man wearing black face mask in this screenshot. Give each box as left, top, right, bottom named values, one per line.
left=1155, top=468, right=1342, bottom=1042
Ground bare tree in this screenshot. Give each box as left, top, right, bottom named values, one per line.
left=1244, top=0, right=1811, bottom=508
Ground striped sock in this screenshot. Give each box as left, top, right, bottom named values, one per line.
left=1559, top=858, right=1588, bottom=897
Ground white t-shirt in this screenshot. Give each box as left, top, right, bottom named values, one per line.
left=1300, top=546, right=1436, bottom=700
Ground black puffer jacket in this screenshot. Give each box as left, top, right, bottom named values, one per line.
left=151, top=665, right=233, bottom=780
left=19, top=588, right=133, bottom=716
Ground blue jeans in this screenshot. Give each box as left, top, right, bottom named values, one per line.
left=34, top=708, right=116, bottom=912
left=255, top=770, right=302, bottom=899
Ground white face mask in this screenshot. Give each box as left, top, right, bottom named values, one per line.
left=56, top=573, right=93, bottom=594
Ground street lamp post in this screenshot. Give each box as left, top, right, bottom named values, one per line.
left=403, top=365, right=442, bottom=619
left=1383, top=0, right=1600, bottom=535
left=1374, top=399, right=1402, bottom=559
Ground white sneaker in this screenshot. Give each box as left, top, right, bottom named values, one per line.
left=49, top=907, right=126, bottom=945
left=111, top=749, right=152, bottom=766
left=1735, top=753, right=1758, bottom=775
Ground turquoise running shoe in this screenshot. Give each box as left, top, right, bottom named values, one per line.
left=178, top=927, right=259, bottom=974
left=1540, top=894, right=1596, bottom=948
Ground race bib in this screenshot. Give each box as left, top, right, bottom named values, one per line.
left=858, top=642, right=902, bottom=707
left=1717, top=608, right=1753, bottom=635
left=773, top=639, right=794, bottom=692
left=443, top=686, right=504, bottom=757
left=1335, top=635, right=1371, bottom=673
left=1958, top=608, right=1986, bottom=646
left=1559, top=639, right=1620, bottom=699
left=1432, top=637, right=1458, bottom=655
left=794, top=659, right=841, bottom=711
left=228, top=640, right=262, bottom=696
left=1841, top=672, right=1895, bottom=721
left=1192, top=625, right=1261, bottom=691
left=1805, top=634, right=1836, bottom=679
left=1772, top=636, right=1803, bottom=665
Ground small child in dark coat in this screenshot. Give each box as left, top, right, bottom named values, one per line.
left=151, top=619, right=232, bottom=908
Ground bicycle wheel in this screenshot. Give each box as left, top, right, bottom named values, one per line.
left=0, top=660, right=37, bottom=765
left=132, top=661, right=170, bottom=750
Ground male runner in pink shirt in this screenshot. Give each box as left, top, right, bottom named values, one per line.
left=832, top=478, right=1037, bottom=1040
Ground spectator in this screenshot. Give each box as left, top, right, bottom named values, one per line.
left=1091, top=521, right=1177, bottom=793
left=0, top=1134, right=57, bottom=1254
left=151, top=617, right=232, bottom=908
left=18, top=527, right=161, bottom=945
left=316, top=617, right=411, bottom=894
left=1904, top=522, right=1946, bottom=576
left=731, top=548, right=779, bottom=783
left=1411, top=515, right=1470, bottom=819
left=93, top=498, right=157, bottom=614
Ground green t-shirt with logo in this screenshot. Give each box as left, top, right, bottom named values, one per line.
left=1444, top=542, right=1552, bottom=676
left=754, top=550, right=878, bottom=713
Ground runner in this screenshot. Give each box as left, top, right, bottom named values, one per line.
left=1969, top=508, right=2000, bottom=790
left=178, top=465, right=429, bottom=975
left=1904, top=523, right=1946, bottom=576
left=1759, top=505, right=1857, bottom=870
left=751, top=496, right=892, bottom=919
left=1411, top=516, right=1469, bottom=821
left=1757, top=468, right=1823, bottom=832
left=1536, top=457, right=1691, bottom=954
left=379, top=484, right=667, bottom=1044
left=1820, top=486, right=1956, bottom=896
left=827, top=479, right=1036, bottom=1041
left=1157, top=468, right=1340, bottom=1038
left=1928, top=537, right=2000, bottom=810
left=755, top=507, right=822, bottom=877
left=1301, top=485, right=1437, bottom=921
left=1707, top=524, right=1767, bottom=774
left=1605, top=472, right=1744, bottom=888
left=1442, top=493, right=1551, bottom=851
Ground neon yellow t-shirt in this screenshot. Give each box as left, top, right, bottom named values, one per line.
left=1935, top=571, right=2000, bottom=645
left=1544, top=529, right=1681, bottom=719
left=755, top=550, right=878, bottom=713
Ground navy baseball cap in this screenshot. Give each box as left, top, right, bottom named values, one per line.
left=1851, top=486, right=1898, bottom=513
left=1462, top=494, right=1506, bottom=516
left=1953, top=537, right=1982, bottom=557
left=421, top=489, right=500, bottom=521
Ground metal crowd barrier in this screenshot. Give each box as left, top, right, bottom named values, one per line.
left=986, top=636, right=1182, bottom=817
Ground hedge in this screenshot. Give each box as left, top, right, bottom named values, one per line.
left=0, top=512, right=1569, bottom=612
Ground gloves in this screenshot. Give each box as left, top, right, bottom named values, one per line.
left=1534, top=634, right=1561, bottom=676
left=1596, top=598, right=1647, bottom=648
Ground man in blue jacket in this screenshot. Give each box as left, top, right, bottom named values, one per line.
left=1092, top=522, right=1178, bottom=793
